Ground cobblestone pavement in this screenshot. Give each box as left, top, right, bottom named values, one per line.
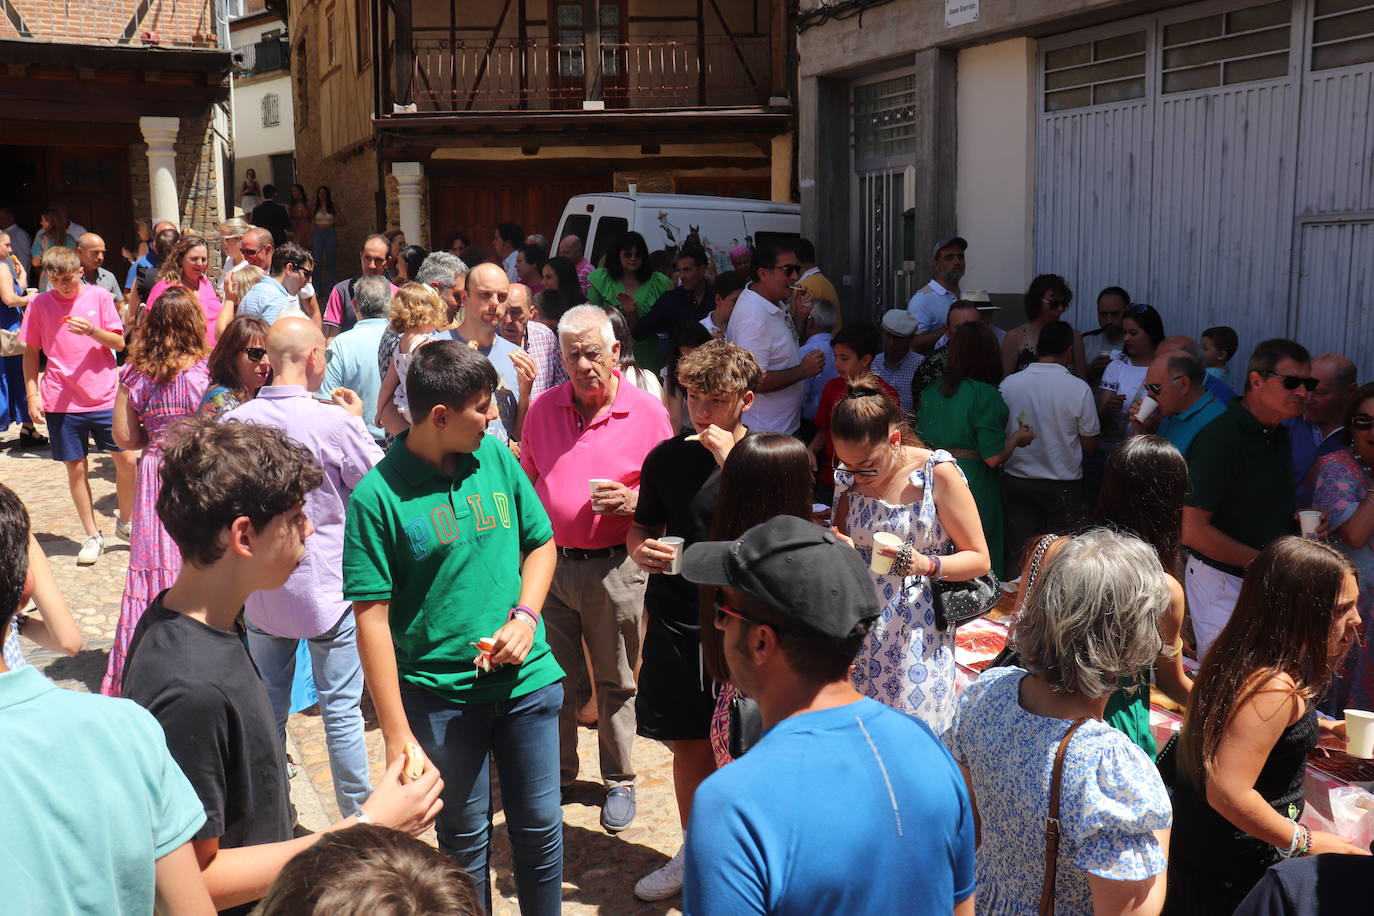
left=2, top=433, right=685, bottom=914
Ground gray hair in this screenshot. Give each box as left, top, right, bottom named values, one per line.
left=415, top=251, right=468, bottom=289
left=354, top=275, right=393, bottom=320
left=558, top=304, right=615, bottom=352
left=809, top=299, right=838, bottom=334
left=1014, top=528, right=1168, bottom=698
left=1166, top=351, right=1204, bottom=385
left=218, top=216, right=252, bottom=239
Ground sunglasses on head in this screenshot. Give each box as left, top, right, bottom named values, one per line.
left=1351, top=414, right=1374, bottom=430
left=242, top=346, right=268, bottom=361
left=1260, top=370, right=1318, bottom=391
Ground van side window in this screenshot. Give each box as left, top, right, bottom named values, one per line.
left=753, top=231, right=801, bottom=249
left=590, top=217, right=629, bottom=269
left=560, top=215, right=591, bottom=252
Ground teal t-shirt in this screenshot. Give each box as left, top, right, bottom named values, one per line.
left=343, top=432, right=563, bottom=704
left=0, top=666, right=206, bottom=915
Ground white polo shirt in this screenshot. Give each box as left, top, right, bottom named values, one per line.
left=999, top=362, right=1100, bottom=481
left=726, top=285, right=802, bottom=433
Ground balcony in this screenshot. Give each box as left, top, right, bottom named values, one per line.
left=384, top=34, right=777, bottom=114
left=233, top=36, right=290, bottom=79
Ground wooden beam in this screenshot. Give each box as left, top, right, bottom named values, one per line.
left=705, top=0, right=758, bottom=89
left=465, top=0, right=516, bottom=111
left=770, top=0, right=785, bottom=98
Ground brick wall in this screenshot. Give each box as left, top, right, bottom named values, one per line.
left=2, top=0, right=218, bottom=47
left=383, top=171, right=428, bottom=248
left=127, top=108, right=223, bottom=239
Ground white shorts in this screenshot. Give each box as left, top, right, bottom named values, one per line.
left=1185, top=555, right=1244, bottom=662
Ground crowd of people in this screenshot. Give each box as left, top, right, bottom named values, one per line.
left=3, top=200, right=1374, bottom=916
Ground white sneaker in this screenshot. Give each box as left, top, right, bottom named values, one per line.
left=115, top=519, right=132, bottom=543
left=77, top=533, right=104, bottom=565
left=634, top=845, right=685, bottom=901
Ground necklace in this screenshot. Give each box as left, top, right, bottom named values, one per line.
left=1354, top=448, right=1374, bottom=484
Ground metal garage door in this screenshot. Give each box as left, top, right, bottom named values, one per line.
left=1037, top=0, right=1374, bottom=374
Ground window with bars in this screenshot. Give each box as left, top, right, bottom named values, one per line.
left=1043, top=31, right=1147, bottom=111
left=1312, top=0, right=1374, bottom=70
left=262, top=93, right=281, bottom=128
left=852, top=74, right=916, bottom=169
left=1161, top=0, right=1291, bottom=92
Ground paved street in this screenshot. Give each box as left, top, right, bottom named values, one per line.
left=2, top=431, right=685, bottom=914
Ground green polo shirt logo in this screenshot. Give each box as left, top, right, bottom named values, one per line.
left=404, top=493, right=513, bottom=560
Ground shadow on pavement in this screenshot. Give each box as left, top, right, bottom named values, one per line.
left=31, top=646, right=110, bottom=694
left=552, top=823, right=677, bottom=914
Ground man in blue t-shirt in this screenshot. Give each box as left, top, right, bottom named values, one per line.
left=680, top=516, right=976, bottom=915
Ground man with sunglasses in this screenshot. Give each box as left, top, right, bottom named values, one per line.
left=1284, top=353, right=1357, bottom=503
left=724, top=240, right=824, bottom=435
left=1182, top=338, right=1314, bottom=657
left=1135, top=351, right=1224, bottom=456
left=680, top=515, right=975, bottom=916
left=236, top=241, right=315, bottom=326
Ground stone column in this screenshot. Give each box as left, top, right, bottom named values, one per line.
left=392, top=162, right=424, bottom=248
left=139, top=116, right=181, bottom=227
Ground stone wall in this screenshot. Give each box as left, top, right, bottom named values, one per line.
left=126, top=108, right=223, bottom=239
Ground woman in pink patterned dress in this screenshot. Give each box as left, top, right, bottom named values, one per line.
left=101, top=287, right=210, bottom=696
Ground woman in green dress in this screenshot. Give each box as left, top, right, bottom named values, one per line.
left=586, top=230, right=671, bottom=373
left=916, top=322, right=1033, bottom=578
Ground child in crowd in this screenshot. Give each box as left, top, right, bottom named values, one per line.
left=121, top=418, right=442, bottom=916
left=810, top=323, right=900, bottom=492
left=0, top=482, right=214, bottom=915
left=376, top=282, right=449, bottom=427
left=19, top=245, right=138, bottom=565
left=345, top=340, right=564, bottom=916
left=1201, top=325, right=1238, bottom=385
left=254, top=824, right=479, bottom=916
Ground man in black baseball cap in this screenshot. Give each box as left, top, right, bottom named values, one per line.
left=678, top=515, right=975, bottom=916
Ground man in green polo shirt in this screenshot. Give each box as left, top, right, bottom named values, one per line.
left=344, top=340, right=564, bottom=916
left=1182, top=338, right=1313, bottom=657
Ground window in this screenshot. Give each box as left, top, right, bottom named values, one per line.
left=560, top=214, right=591, bottom=248
left=1312, top=0, right=1374, bottom=71
left=851, top=74, right=916, bottom=168
left=326, top=10, right=337, bottom=66
left=1042, top=32, right=1147, bottom=111
left=356, top=0, right=372, bottom=69
left=556, top=3, right=585, bottom=78
left=1161, top=1, right=1291, bottom=93
left=589, top=217, right=628, bottom=269
left=262, top=93, right=281, bottom=128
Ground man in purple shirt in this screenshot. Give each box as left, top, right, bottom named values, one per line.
left=224, top=315, right=384, bottom=818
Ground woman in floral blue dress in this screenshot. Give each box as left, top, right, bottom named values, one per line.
left=1310, top=382, right=1374, bottom=714
left=831, top=376, right=991, bottom=734
left=945, top=528, right=1173, bottom=915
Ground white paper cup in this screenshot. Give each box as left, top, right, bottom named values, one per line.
left=1298, top=510, right=1322, bottom=537
left=871, top=532, right=902, bottom=575
left=659, top=536, right=685, bottom=575
left=588, top=478, right=614, bottom=513
left=1135, top=395, right=1158, bottom=423
left=25, top=288, right=38, bottom=297
left=1345, top=709, right=1374, bottom=759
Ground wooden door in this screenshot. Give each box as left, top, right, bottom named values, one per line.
left=429, top=172, right=613, bottom=255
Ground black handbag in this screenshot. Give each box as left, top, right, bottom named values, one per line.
left=728, top=690, right=763, bottom=759
left=932, top=571, right=1002, bottom=630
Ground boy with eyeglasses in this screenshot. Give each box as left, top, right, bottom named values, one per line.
left=1182, top=338, right=1314, bottom=657
left=236, top=241, right=315, bottom=326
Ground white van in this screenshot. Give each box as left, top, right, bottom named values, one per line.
left=553, top=192, right=800, bottom=276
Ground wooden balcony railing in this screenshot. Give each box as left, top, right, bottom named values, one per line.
left=392, top=35, right=773, bottom=113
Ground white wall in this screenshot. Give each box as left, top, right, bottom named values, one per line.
left=955, top=37, right=1035, bottom=296
left=232, top=73, right=294, bottom=161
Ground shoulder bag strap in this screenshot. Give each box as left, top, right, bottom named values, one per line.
left=1039, top=716, right=1090, bottom=916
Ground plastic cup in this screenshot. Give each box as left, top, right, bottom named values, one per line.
left=477, top=637, right=496, bottom=653
left=659, top=536, right=685, bottom=575
left=1135, top=395, right=1158, bottom=423
left=1298, top=510, right=1322, bottom=537
left=1345, top=709, right=1374, bottom=759
left=25, top=288, right=38, bottom=297
left=588, top=478, right=614, bottom=513
left=871, top=532, right=902, bottom=575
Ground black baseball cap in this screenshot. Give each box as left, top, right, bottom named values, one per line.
left=682, top=515, right=879, bottom=639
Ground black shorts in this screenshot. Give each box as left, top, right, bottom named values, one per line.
left=635, top=607, right=715, bottom=742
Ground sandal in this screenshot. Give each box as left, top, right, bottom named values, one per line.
left=18, top=425, right=47, bottom=446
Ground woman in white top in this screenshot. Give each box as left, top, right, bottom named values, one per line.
left=239, top=168, right=261, bottom=212
left=1098, top=303, right=1163, bottom=449
left=604, top=305, right=665, bottom=402
left=311, top=184, right=346, bottom=295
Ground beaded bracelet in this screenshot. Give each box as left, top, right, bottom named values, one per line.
left=926, top=553, right=943, bottom=580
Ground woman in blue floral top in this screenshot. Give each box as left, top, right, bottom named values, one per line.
left=945, top=529, right=1173, bottom=915
left=197, top=314, right=270, bottom=418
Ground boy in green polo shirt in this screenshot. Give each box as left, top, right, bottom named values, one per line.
left=344, top=339, right=563, bottom=916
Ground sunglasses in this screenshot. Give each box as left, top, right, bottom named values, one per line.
left=1260, top=370, right=1318, bottom=391
left=832, top=461, right=881, bottom=478
left=1351, top=414, right=1374, bottom=430
left=714, top=596, right=766, bottom=627
left=242, top=346, right=268, bottom=361
left=777, top=264, right=801, bottom=276
left=239, top=246, right=261, bottom=257
left=1143, top=375, right=1187, bottom=396
left=289, top=263, right=314, bottom=279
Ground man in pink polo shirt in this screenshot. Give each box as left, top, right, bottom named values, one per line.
left=20, top=246, right=136, bottom=565
left=520, top=304, right=671, bottom=835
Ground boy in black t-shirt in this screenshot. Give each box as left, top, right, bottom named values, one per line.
left=625, top=340, right=761, bottom=902
left=122, top=418, right=444, bottom=915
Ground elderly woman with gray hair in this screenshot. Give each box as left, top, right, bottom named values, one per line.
left=944, top=528, right=1173, bottom=916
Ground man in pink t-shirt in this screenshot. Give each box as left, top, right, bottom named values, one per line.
left=323, top=234, right=397, bottom=338
left=520, top=304, right=671, bottom=834
left=19, top=246, right=135, bottom=565
left=557, top=233, right=594, bottom=295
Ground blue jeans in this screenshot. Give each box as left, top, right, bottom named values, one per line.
left=245, top=609, right=371, bottom=816
left=311, top=226, right=338, bottom=293
left=401, top=681, right=564, bottom=916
